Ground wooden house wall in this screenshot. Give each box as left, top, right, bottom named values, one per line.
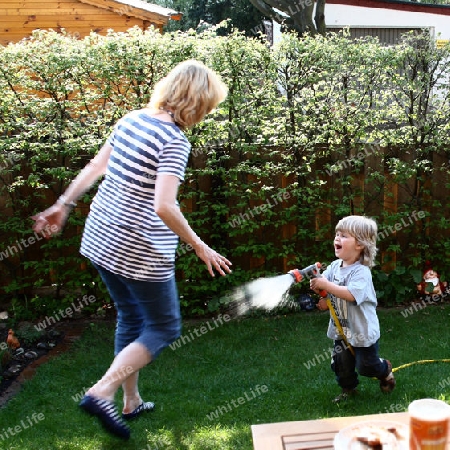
left=0, top=0, right=163, bottom=46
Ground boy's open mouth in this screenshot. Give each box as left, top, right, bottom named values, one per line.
left=335, top=244, right=342, bottom=250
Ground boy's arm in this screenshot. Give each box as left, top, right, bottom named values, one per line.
left=310, top=278, right=356, bottom=302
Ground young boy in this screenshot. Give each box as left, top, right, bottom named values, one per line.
left=310, top=215, right=395, bottom=402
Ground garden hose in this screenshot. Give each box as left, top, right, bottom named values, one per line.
left=288, top=264, right=450, bottom=374
left=320, top=296, right=450, bottom=373
left=392, top=359, right=450, bottom=373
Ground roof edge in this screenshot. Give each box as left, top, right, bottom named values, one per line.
left=77, top=0, right=182, bottom=23
left=327, top=0, right=450, bottom=15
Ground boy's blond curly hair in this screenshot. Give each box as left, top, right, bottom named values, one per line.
left=336, top=215, right=378, bottom=268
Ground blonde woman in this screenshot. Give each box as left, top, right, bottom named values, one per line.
left=32, top=60, right=232, bottom=439
left=310, top=215, right=395, bottom=403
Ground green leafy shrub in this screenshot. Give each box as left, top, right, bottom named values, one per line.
left=373, top=266, right=424, bottom=306
left=0, top=27, right=449, bottom=318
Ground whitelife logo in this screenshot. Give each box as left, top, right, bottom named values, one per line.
left=206, top=385, right=268, bottom=421
left=0, top=225, right=58, bottom=261
left=169, top=314, right=231, bottom=350
left=34, top=295, right=97, bottom=331
left=0, top=413, right=45, bottom=442
left=228, top=191, right=291, bottom=229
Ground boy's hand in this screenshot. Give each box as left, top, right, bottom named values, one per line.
left=310, top=277, right=329, bottom=292
left=311, top=278, right=356, bottom=302
left=316, top=298, right=329, bottom=311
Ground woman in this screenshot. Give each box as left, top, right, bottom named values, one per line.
left=32, top=60, right=232, bottom=439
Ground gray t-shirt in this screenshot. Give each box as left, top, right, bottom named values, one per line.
left=322, top=260, right=380, bottom=347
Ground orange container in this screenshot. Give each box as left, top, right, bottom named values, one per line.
left=409, top=399, right=450, bottom=450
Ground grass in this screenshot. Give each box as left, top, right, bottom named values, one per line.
left=1, top=302, right=450, bottom=449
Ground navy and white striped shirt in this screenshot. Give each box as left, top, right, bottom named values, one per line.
left=80, top=109, right=191, bottom=281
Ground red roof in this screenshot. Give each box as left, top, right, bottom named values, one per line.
left=326, top=0, right=450, bottom=16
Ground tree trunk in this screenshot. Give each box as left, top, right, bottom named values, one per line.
left=315, top=0, right=326, bottom=35
left=248, top=0, right=327, bottom=36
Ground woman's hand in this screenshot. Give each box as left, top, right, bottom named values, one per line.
left=193, top=242, right=232, bottom=277
left=30, top=144, right=111, bottom=239
left=31, top=203, right=70, bottom=238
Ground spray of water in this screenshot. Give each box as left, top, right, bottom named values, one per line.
left=228, top=273, right=295, bottom=317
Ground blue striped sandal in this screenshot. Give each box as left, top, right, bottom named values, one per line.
left=122, top=401, right=155, bottom=420
left=79, top=395, right=130, bottom=440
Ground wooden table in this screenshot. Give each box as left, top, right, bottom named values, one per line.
left=252, top=412, right=410, bottom=450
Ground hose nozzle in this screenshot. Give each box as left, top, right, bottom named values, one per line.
left=288, top=262, right=328, bottom=297
left=288, top=262, right=322, bottom=284
left=288, top=268, right=302, bottom=283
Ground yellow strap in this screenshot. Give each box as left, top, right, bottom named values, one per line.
left=326, top=297, right=355, bottom=356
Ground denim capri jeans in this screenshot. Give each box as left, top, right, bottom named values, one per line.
left=92, top=262, right=181, bottom=359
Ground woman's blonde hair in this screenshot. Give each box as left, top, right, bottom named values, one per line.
left=336, top=215, right=378, bottom=267
left=148, top=59, right=228, bottom=129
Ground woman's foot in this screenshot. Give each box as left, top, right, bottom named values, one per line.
left=122, top=400, right=155, bottom=420
left=122, top=395, right=144, bottom=416
left=79, top=395, right=130, bottom=440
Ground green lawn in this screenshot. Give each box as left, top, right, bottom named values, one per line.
left=1, top=302, right=450, bottom=449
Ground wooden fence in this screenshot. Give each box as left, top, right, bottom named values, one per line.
left=1, top=145, right=449, bottom=296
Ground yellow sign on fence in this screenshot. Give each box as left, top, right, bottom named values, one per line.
left=436, top=39, right=449, bottom=49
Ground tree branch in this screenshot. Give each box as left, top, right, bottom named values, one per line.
left=248, top=0, right=288, bottom=24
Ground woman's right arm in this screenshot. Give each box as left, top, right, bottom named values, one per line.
left=32, top=143, right=113, bottom=236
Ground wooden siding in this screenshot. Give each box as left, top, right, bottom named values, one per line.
left=0, top=0, right=171, bottom=46
left=78, top=0, right=181, bottom=22
left=327, top=27, right=430, bottom=45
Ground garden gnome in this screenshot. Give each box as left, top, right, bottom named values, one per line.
left=417, top=266, right=447, bottom=297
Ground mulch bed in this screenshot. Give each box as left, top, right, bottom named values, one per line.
left=0, top=308, right=116, bottom=408
left=0, top=324, right=66, bottom=399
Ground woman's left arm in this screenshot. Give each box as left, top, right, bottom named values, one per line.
left=154, top=173, right=232, bottom=277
